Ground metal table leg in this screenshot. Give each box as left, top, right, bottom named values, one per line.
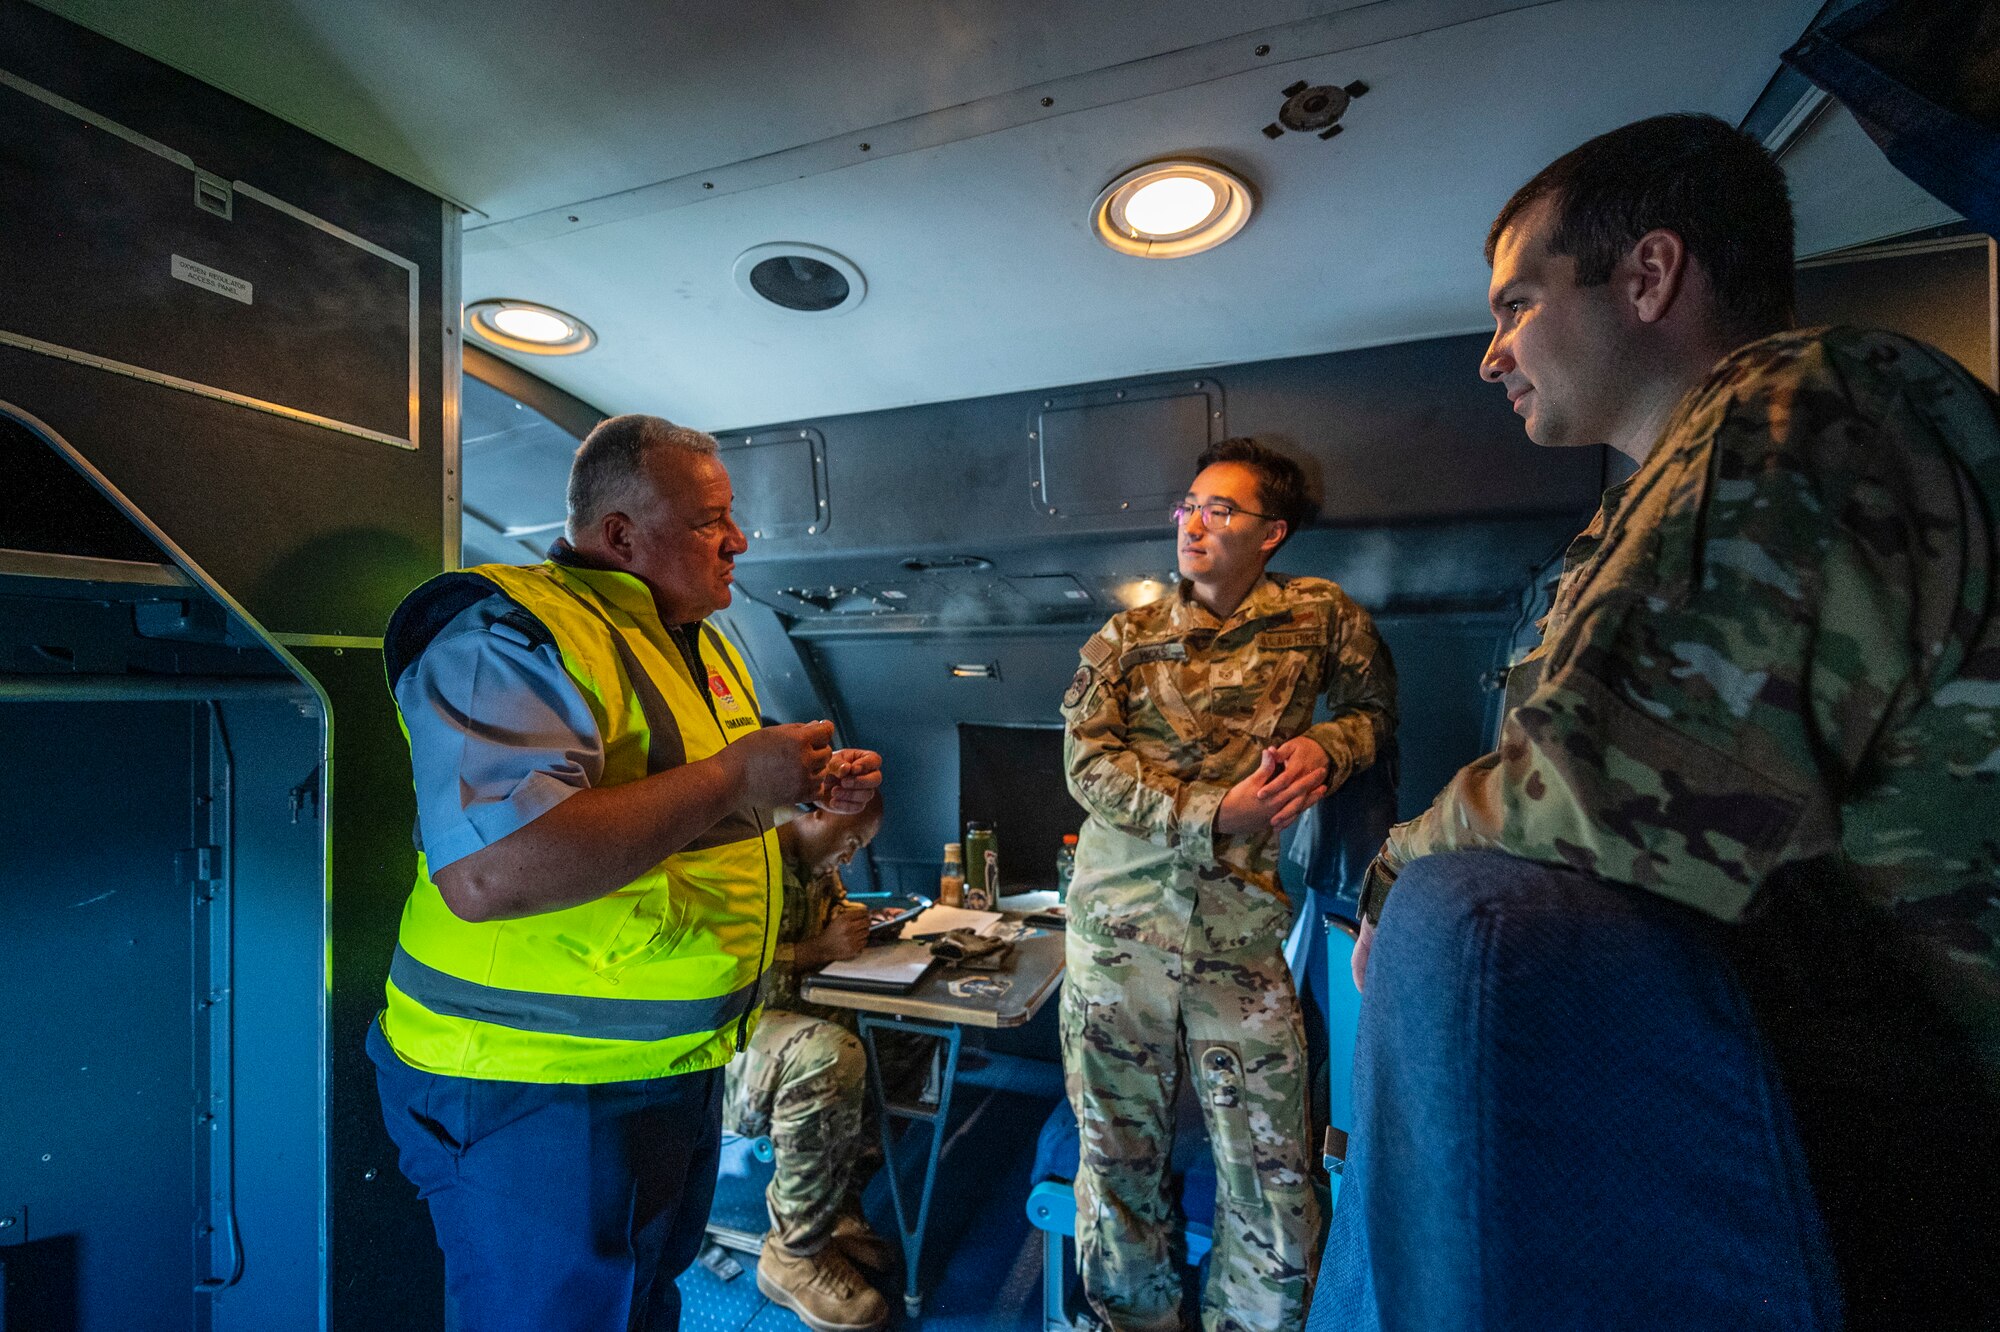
left=859, top=1013, right=962, bottom=1319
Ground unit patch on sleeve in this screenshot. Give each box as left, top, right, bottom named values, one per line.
left=1063, top=666, right=1093, bottom=710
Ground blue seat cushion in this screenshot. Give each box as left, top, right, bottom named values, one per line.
left=1032, top=1095, right=1217, bottom=1232
left=1314, top=850, right=1840, bottom=1332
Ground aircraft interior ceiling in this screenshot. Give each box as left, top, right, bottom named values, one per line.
left=34, top=0, right=1952, bottom=428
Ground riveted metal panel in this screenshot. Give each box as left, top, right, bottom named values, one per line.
left=723, top=427, right=829, bottom=540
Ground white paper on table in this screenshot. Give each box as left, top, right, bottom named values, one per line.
left=902, top=904, right=1003, bottom=938
left=814, top=941, right=936, bottom=985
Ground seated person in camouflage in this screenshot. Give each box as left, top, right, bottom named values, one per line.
left=1060, top=438, right=1398, bottom=1332
left=1356, top=113, right=2000, bottom=1320
left=724, top=793, right=893, bottom=1332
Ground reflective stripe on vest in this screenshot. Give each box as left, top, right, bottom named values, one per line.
left=390, top=944, right=759, bottom=1042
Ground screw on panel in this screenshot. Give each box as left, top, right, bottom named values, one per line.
left=1040, top=97, right=1054, bottom=107
left=703, top=182, right=714, bottom=190
left=1255, top=44, right=1271, bottom=56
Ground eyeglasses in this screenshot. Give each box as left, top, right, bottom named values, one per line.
left=1169, top=500, right=1278, bottom=530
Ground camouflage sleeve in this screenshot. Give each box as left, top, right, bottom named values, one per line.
left=1061, top=626, right=1226, bottom=866
left=1303, top=596, right=1397, bottom=791
left=1365, top=373, right=1926, bottom=926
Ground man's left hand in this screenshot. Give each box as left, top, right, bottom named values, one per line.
left=814, top=748, right=884, bottom=813
left=1257, top=737, right=1332, bottom=830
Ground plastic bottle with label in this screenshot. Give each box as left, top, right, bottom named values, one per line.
left=1055, top=833, right=1077, bottom=897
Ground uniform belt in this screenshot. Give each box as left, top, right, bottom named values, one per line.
left=390, top=944, right=759, bottom=1042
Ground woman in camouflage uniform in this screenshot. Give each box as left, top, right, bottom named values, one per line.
left=1060, top=439, right=1397, bottom=1332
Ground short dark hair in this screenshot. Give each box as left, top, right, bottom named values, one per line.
left=565, top=414, right=718, bottom=540
left=1485, top=113, right=1795, bottom=339
left=1195, top=437, right=1312, bottom=550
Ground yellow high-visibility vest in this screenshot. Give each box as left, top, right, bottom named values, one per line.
left=378, top=558, right=779, bottom=1083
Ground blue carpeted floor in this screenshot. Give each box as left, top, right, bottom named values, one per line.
left=682, top=1050, right=1068, bottom=1332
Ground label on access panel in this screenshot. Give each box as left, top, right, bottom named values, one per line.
left=170, top=254, right=253, bottom=305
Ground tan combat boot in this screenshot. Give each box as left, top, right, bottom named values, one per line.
left=829, top=1212, right=898, bottom=1277
left=756, top=1234, right=889, bottom=1332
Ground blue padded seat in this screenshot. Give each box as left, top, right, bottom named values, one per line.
left=1312, top=851, right=1841, bottom=1332
left=1029, top=1094, right=1217, bottom=1245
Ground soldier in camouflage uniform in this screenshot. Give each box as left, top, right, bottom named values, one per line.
left=724, top=797, right=895, bottom=1332
left=1353, top=114, right=2000, bottom=1322
left=1060, top=437, right=1397, bottom=1332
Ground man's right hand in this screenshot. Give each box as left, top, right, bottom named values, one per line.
left=796, top=903, right=870, bottom=967
left=732, top=720, right=835, bottom=805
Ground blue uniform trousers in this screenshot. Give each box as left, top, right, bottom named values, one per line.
left=369, top=1017, right=722, bottom=1332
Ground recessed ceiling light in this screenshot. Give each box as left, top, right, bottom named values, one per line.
left=1092, top=160, right=1255, bottom=259
left=465, top=299, right=596, bottom=355
left=733, top=243, right=867, bottom=316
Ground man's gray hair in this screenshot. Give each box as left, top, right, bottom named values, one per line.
left=565, top=414, right=719, bottom=540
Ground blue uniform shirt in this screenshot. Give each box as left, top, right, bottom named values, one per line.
left=396, top=591, right=602, bottom=873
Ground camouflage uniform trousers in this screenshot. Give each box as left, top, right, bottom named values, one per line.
left=722, top=1008, right=869, bottom=1254
left=1060, top=899, right=1321, bottom=1332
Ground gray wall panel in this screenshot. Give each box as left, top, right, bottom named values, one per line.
left=724, top=332, right=1602, bottom=577
left=0, top=702, right=194, bottom=1329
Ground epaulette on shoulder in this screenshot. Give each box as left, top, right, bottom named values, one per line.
left=494, top=608, right=557, bottom=651
left=383, top=571, right=505, bottom=692
left=1280, top=574, right=1342, bottom=599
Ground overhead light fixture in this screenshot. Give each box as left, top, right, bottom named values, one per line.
left=948, top=663, right=1001, bottom=680
left=465, top=299, right=596, bottom=355
left=1092, top=160, right=1255, bottom=259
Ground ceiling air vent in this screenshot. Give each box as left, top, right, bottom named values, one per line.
left=900, top=555, right=993, bottom=574
left=733, top=243, right=866, bottom=316
left=780, top=586, right=887, bottom=614
left=1262, top=79, right=1369, bottom=141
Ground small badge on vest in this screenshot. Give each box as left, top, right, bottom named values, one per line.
left=708, top=668, right=743, bottom=711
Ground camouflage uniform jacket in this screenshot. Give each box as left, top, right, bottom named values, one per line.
left=1062, top=573, right=1397, bottom=951
left=760, top=856, right=853, bottom=1028
left=1367, top=327, right=2000, bottom=1063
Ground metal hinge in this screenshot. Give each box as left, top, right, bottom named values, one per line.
left=288, top=766, right=322, bottom=824
left=1323, top=1126, right=1350, bottom=1175
left=178, top=845, right=222, bottom=897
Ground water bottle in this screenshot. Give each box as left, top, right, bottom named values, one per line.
left=1055, top=834, right=1077, bottom=898
left=963, top=822, right=997, bottom=910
